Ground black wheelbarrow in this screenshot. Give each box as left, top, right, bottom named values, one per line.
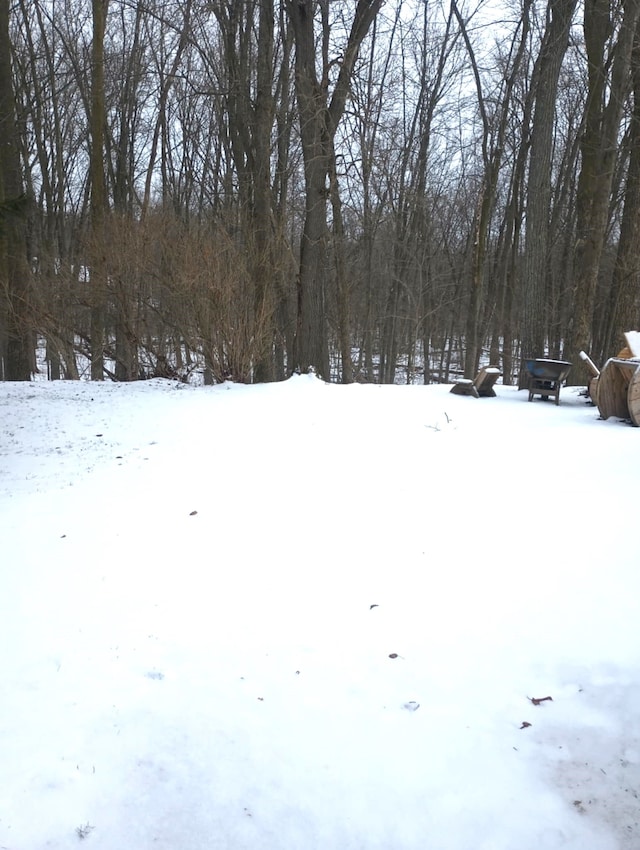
left=524, top=358, right=572, bottom=405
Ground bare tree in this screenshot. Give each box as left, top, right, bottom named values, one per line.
left=285, top=0, right=383, bottom=379
left=567, top=0, right=640, bottom=382
left=520, top=0, right=578, bottom=380
left=596, top=21, right=640, bottom=359
left=379, top=0, right=460, bottom=384
left=452, top=0, right=531, bottom=378
left=0, top=0, right=32, bottom=380
left=89, top=0, right=109, bottom=380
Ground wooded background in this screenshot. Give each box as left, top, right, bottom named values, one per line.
left=1, top=0, right=639, bottom=385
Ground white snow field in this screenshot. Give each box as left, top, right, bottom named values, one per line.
left=0, top=374, right=638, bottom=849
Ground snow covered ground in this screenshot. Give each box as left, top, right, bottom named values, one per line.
left=0, top=374, right=638, bottom=849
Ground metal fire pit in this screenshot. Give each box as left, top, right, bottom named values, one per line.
left=524, top=358, right=572, bottom=405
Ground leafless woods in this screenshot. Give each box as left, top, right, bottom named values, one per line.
left=1, top=0, right=638, bottom=384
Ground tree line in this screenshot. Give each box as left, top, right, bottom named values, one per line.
left=1, top=0, right=639, bottom=386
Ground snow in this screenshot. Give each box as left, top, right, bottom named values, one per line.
left=623, top=331, right=640, bottom=357
left=1, top=374, right=639, bottom=849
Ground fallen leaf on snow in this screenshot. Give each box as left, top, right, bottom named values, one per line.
left=528, top=695, right=553, bottom=705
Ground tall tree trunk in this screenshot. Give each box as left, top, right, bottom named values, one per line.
left=211, top=0, right=277, bottom=383
left=286, top=0, right=383, bottom=379
left=89, top=0, right=109, bottom=381
left=521, top=0, right=577, bottom=382
left=567, top=0, right=640, bottom=383
left=598, top=21, right=640, bottom=360
left=252, top=0, right=277, bottom=383
left=328, top=138, right=353, bottom=383
left=0, top=0, right=32, bottom=380
left=287, top=0, right=330, bottom=377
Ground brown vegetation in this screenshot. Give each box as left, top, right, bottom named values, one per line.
left=2, top=0, right=639, bottom=383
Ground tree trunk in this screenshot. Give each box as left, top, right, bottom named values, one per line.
left=521, top=0, right=577, bottom=380
left=286, top=0, right=383, bottom=379
left=89, top=0, right=109, bottom=381
left=567, top=0, right=640, bottom=384
left=598, top=21, right=640, bottom=360
left=252, top=0, right=277, bottom=383
left=0, top=0, right=32, bottom=380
